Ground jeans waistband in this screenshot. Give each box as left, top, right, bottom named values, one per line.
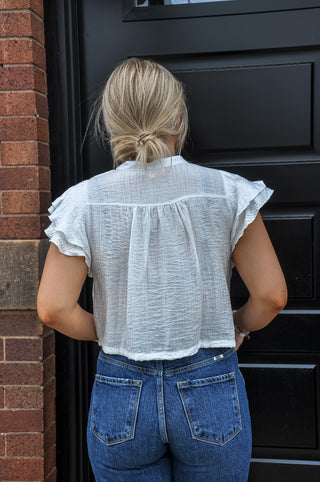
left=98, top=347, right=235, bottom=376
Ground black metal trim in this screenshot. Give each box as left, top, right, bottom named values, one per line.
left=122, top=0, right=320, bottom=22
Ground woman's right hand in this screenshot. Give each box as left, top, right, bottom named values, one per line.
left=235, top=331, right=245, bottom=351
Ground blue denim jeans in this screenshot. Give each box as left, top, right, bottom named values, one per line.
left=87, top=347, right=252, bottom=481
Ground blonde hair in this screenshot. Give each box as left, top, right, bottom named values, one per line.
left=95, top=58, right=188, bottom=169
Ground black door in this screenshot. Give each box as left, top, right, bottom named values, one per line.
left=44, top=1, right=320, bottom=480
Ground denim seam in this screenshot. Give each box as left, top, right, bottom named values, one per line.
left=98, top=348, right=235, bottom=376
left=157, top=364, right=169, bottom=444
left=95, top=374, right=142, bottom=387
left=177, top=372, right=235, bottom=388
left=98, top=353, right=156, bottom=374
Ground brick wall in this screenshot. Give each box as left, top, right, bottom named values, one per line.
left=0, top=1, right=55, bottom=481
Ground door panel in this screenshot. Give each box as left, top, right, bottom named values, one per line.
left=241, top=364, right=317, bottom=449
left=45, top=0, right=320, bottom=480
left=249, top=461, right=320, bottom=482
left=178, top=65, right=311, bottom=150
left=172, top=56, right=315, bottom=155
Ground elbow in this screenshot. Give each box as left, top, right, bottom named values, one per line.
left=37, top=293, right=75, bottom=328
left=37, top=297, right=60, bottom=328
left=269, top=289, right=288, bottom=312
left=253, top=286, right=288, bottom=314
left=37, top=305, right=56, bottom=328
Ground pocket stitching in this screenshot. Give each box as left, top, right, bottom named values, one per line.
left=90, top=376, right=143, bottom=446
left=177, top=372, right=242, bottom=446
left=177, top=371, right=235, bottom=388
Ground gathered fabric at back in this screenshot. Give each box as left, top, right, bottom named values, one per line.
left=45, top=155, right=273, bottom=360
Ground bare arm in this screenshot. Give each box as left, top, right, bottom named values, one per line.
left=37, top=243, right=97, bottom=341
left=231, top=213, right=287, bottom=335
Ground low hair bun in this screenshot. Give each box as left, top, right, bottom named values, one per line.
left=135, top=132, right=155, bottom=148
left=95, top=57, right=188, bottom=169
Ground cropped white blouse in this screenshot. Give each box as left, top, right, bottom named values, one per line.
left=45, top=155, right=273, bottom=361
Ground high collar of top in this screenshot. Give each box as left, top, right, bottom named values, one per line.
left=116, top=155, right=188, bottom=171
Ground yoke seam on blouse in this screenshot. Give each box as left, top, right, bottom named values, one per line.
left=85, top=193, right=227, bottom=207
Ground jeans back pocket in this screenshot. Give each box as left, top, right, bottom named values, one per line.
left=90, top=374, right=143, bottom=446
left=177, top=372, right=242, bottom=445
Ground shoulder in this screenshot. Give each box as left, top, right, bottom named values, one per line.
left=54, top=177, right=89, bottom=200
left=184, top=161, right=249, bottom=191
left=55, top=170, right=117, bottom=205
left=185, top=162, right=271, bottom=205
left=211, top=168, right=268, bottom=197
left=86, top=169, right=118, bottom=201
left=208, top=167, right=249, bottom=186
left=183, top=160, right=227, bottom=181
left=184, top=160, right=240, bottom=180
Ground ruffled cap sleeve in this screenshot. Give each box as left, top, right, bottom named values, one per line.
left=44, top=182, right=92, bottom=277
left=223, top=171, right=274, bottom=256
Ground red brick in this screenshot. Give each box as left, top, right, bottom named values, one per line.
left=0, top=11, right=30, bottom=36
left=0, top=434, right=4, bottom=456
left=42, top=322, right=53, bottom=336
left=0, top=117, right=49, bottom=142
left=6, top=432, right=44, bottom=456
left=0, top=91, right=34, bottom=116
left=44, top=421, right=56, bottom=452
left=43, top=354, right=55, bottom=384
left=0, top=409, right=43, bottom=432
left=0, top=166, right=35, bottom=189
left=44, top=377, right=55, bottom=406
left=37, top=117, right=49, bottom=143
left=36, top=92, right=49, bottom=118
left=44, top=442, right=56, bottom=478
left=44, top=399, right=55, bottom=427
left=0, top=38, right=46, bottom=69
left=0, top=141, right=36, bottom=165
left=0, top=215, right=43, bottom=238
left=41, top=214, right=50, bottom=237
left=0, top=0, right=44, bottom=18
left=2, top=191, right=41, bottom=214
left=34, top=63, right=47, bottom=93
left=40, top=191, right=51, bottom=213
left=30, top=9, right=45, bottom=43
left=1, top=141, right=50, bottom=166
left=5, top=337, right=42, bottom=361
left=46, top=466, right=57, bottom=482
left=0, top=166, right=50, bottom=189
left=43, top=331, right=55, bottom=360
left=5, top=385, right=43, bottom=409
left=0, top=91, right=48, bottom=117
left=0, top=386, right=4, bottom=408
left=0, top=11, right=45, bottom=44
left=0, top=311, right=44, bottom=336
left=38, top=142, right=50, bottom=166
left=0, top=338, right=3, bottom=360
left=40, top=167, right=50, bottom=190
left=2, top=190, right=51, bottom=214
left=0, top=116, right=36, bottom=141
left=0, top=457, right=44, bottom=481
left=0, top=362, right=42, bottom=384
left=0, top=65, right=47, bottom=93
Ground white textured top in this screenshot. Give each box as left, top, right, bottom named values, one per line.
left=45, top=156, right=273, bottom=360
